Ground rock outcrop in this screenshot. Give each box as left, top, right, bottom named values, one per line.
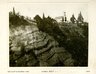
left=10, top=23, right=74, bottom=66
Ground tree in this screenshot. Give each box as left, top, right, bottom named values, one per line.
left=13, top=7, right=15, bottom=15
left=77, top=12, right=84, bottom=23
left=34, top=15, right=42, bottom=24
left=43, top=13, right=45, bottom=19
left=34, top=15, right=43, bottom=30
left=70, top=14, right=76, bottom=24
left=64, top=12, right=67, bottom=22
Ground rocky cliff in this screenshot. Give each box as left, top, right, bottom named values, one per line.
left=9, top=22, right=74, bottom=66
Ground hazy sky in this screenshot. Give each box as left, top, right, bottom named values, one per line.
left=9, top=3, right=88, bottom=22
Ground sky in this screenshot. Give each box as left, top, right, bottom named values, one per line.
left=9, top=3, right=88, bottom=22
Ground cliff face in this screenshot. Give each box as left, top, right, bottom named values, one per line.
left=9, top=23, right=74, bottom=66
left=9, top=10, right=88, bottom=66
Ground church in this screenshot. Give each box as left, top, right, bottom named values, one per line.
left=55, top=12, right=67, bottom=22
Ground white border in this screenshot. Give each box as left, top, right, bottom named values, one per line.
left=0, top=0, right=96, bottom=74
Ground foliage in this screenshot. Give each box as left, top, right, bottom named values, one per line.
left=9, top=11, right=29, bottom=27
left=34, top=15, right=66, bottom=46
left=77, top=12, right=84, bottom=23
left=70, top=14, right=76, bottom=24
left=58, top=22, right=88, bottom=66
left=34, top=14, right=88, bottom=66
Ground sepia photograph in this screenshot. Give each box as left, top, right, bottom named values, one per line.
left=9, top=3, right=88, bottom=67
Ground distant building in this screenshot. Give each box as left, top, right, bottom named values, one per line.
left=55, top=12, right=67, bottom=23
left=55, top=16, right=63, bottom=22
